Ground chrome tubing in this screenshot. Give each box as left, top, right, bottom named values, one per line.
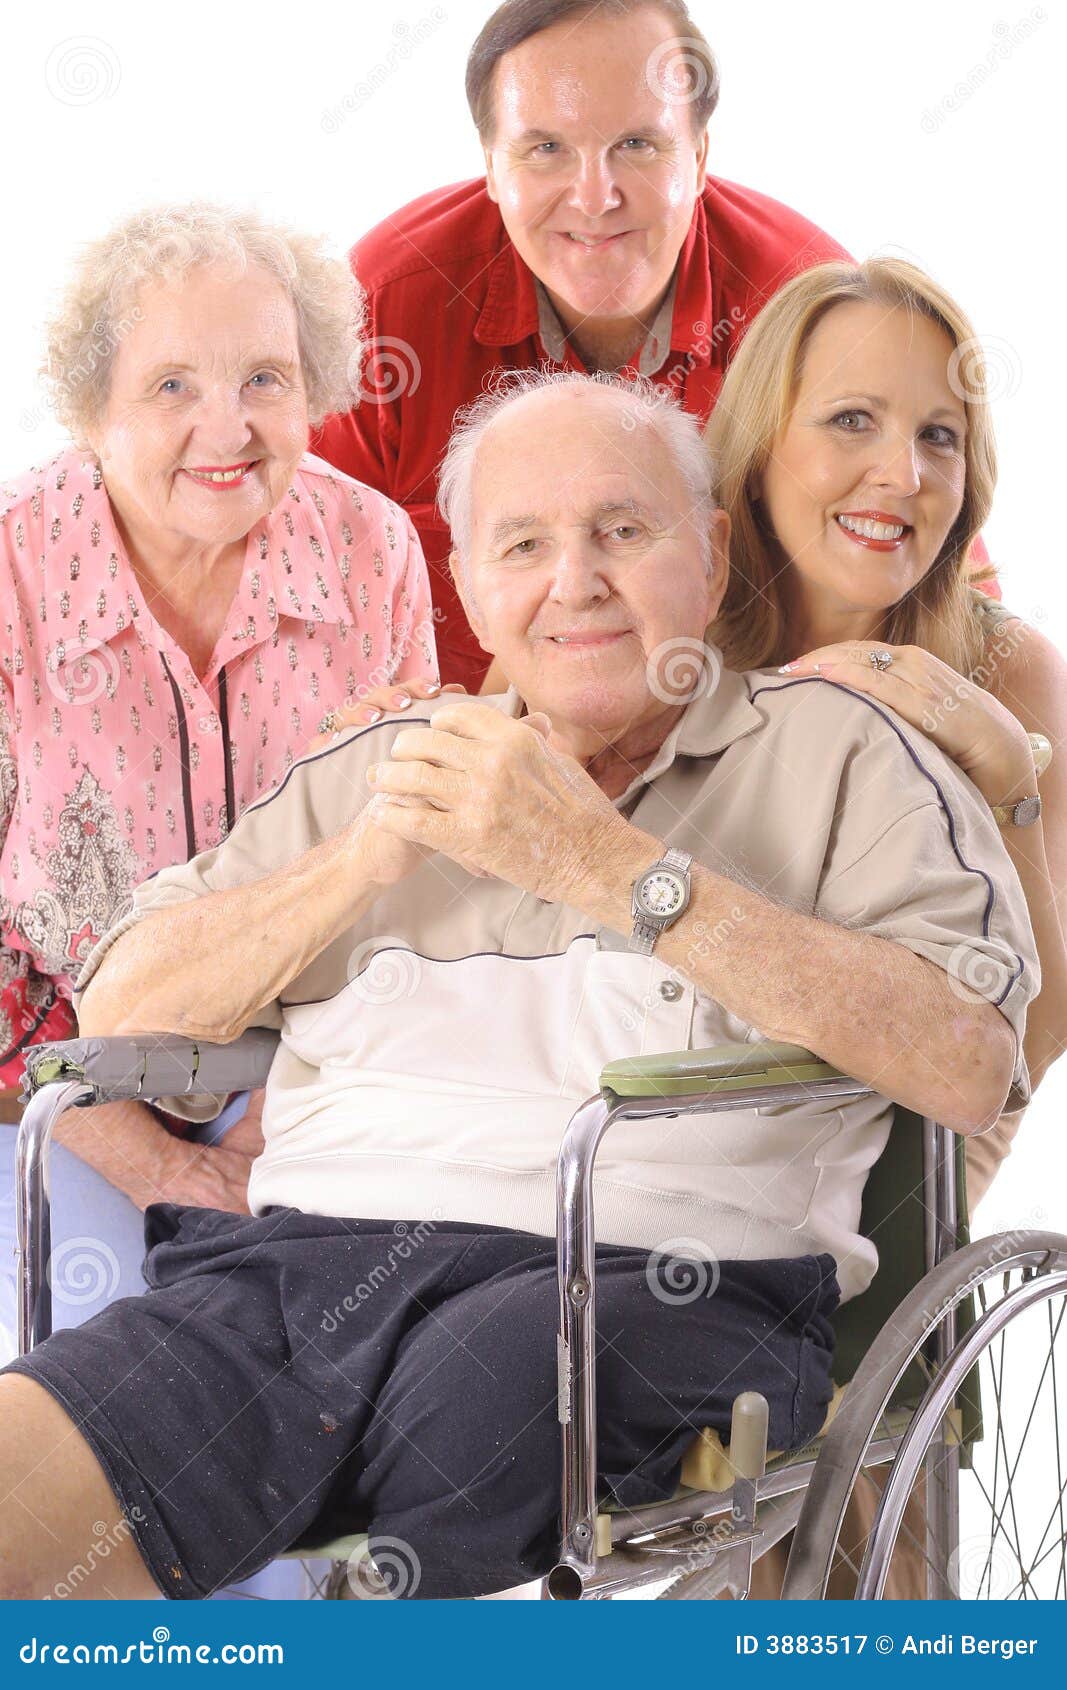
left=15, top=1080, right=94, bottom=1355
left=552, top=1074, right=871, bottom=1588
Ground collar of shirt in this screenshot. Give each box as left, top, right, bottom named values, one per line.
left=49, top=453, right=352, bottom=658
left=474, top=193, right=716, bottom=371
left=533, top=277, right=678, bottom=377
left=500, top=654, right=761, bottom=806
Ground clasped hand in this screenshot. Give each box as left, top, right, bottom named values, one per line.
left=364, top=700, right=627, bottom=903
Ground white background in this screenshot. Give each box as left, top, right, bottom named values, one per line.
left=2, top=0, right=1064, bottom=1570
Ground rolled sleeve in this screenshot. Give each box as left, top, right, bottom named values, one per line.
left=816, top=735, right=1039, bottom=1112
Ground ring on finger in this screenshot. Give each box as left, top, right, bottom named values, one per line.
left=869, top=649, right=894, bottom=673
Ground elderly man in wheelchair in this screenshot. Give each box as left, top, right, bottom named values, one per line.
left=0, top=370, right=1059, bottom=1604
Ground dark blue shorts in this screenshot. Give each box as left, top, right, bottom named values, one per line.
left=3, top=1205, right=838, bottom=1598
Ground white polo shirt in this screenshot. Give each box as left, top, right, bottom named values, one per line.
left=77, top=666, right=1037, bottom=1301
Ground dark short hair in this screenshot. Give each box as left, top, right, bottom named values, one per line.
left=466, top=0, right=720, bottom=142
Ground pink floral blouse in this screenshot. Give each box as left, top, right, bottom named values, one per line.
left=0, top=447, right=437, bottom=1085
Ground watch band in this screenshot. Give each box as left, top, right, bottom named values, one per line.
left=630, top=848, right=692, bottom=955
left=991, top=794, right=1042, bottom=828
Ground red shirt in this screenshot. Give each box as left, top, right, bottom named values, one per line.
left=314, top=175, right=852, bottom=689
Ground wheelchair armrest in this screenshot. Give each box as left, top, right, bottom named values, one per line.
left=21, top=1029, right=281, bottom=1106
left=599, top=1039, right=848, bottom=1100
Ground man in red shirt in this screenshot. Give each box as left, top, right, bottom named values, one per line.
left=314, top=0, right=852, bottom=688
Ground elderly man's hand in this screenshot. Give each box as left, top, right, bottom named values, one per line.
left=365, top=701, right=632, bottom=903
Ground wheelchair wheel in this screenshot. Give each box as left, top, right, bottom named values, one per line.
left=783, top=1232, right=1067, bottom=1600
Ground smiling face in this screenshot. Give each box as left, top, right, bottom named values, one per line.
left=760, top=300, right=968, bottom=642
left=88, top=261, right=309, bottom=559
left=452, top=386, right=727, bottom=758
left=483, top=6, right=708, bottom=336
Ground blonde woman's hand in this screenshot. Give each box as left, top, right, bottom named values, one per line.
left=780, top=641, right=1037, bottom=806
left=308, top=677, right=467, bottom=752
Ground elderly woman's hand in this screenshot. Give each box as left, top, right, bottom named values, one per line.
left=308, top=678, right=467, bottom=751
left=365, top=701, right=632, bottom=902
left=779, top=641, right=1039, bottom=807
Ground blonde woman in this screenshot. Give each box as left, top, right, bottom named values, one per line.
left=704, top=257, right=1067, bottom=1598
left=705, top=257, right=1066, bottom=1196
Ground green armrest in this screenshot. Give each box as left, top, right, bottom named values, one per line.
left=599, top=1040, right=847, bottom=1100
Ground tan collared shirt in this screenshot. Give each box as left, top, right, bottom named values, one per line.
left=534, top=277, right=678, bottom=376
left=76, top=665, right=1038, bottom=1300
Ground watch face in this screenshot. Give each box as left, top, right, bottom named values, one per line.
left=636, top=869, right=687, bottom=919
left=1015, top=794, right=1042, bottom=826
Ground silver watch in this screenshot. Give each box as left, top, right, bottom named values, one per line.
left=629, top=847, right=692, bottom=955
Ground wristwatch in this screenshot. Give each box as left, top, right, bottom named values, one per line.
left=629, top=847, right=692, bottom=955
left=991, top=734, right=1051, bottom=829
left=992, top=794, right=1042, bottom=829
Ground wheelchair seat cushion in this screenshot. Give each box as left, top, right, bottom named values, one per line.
left=2, top=1205, right=838, bottom=1599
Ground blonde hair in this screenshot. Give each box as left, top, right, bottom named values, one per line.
left=705, top=258, right=997, bottom=679
left=43, top=202, right=365, bottom=441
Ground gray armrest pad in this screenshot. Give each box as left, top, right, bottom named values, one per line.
left=22, top=1030, right=280, bottom=1103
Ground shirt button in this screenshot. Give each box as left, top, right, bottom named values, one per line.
left=659, top=980, right=683, bottom=1002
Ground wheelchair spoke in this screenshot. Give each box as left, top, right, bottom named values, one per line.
left=1016, top=1476, right=1067, bottom=1595
left=965, top=1455, right=1033, bottom=1596
left=1047, top=1296, right=1066, bottom=1599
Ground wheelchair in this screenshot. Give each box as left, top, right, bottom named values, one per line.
left=15, top=1031, right=1067, bottom=1601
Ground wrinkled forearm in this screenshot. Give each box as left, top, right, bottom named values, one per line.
left=578, top=823, right=1016, bottom=1134
left=78, top=821, right=386, bottom=1044
left=998, top=821, right=1067, bottom=1092
left=53, top=1098, right=181, bottom=1208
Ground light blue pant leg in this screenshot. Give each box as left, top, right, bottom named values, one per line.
left=0, top=1096, right=321, bottom=1599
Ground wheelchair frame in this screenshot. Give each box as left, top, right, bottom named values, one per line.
left=15, top=1031, right=1067, bottom=1601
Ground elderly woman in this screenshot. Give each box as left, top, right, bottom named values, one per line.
left=701, top=255, right=1067, bottom=1599
left=0, top=203, right=440, bottom=1330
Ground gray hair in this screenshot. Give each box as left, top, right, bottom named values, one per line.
left=43, top=201, right=366, bottom=441
left=438, top=368, right=717, bottom=568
